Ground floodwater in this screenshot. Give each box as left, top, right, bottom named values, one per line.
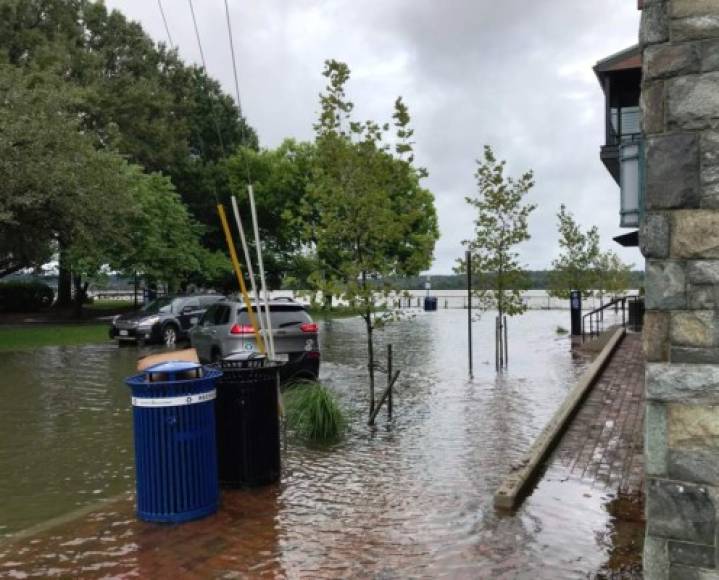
left=0, top=310, right=640, bottom=578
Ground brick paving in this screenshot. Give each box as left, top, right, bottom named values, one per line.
left=551, top=332, right=645, bottom=495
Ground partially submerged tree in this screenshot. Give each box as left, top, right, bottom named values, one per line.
left=458, top=145, right=536, bottom=369
left=548, top=204, right=601, bottom=300
left=594, top=250, right=633, bottom=304
left=301, top=60, right=439, bottom=417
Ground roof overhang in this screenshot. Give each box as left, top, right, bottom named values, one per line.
left=594, top=44, right=642, bottom=87
left=613, top=230, right=639, bottom=247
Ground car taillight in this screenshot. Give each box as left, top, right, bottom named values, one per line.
left=300, top=322, right=318, bottom=333
left=307, top=351, right=320, bottom=359
left=230, top=324, right=254, bottom=335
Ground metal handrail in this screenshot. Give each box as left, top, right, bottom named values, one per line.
left=581, top=295, right=641, bottom=340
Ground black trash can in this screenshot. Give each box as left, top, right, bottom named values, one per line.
left=215, top=353, right=282, bottom=487
left=628, top=297, right=645, bottom=331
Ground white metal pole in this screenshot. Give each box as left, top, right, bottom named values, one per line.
left=230, top=195, right=267, bottom=344
left=248, top=184, right=276, bottom=360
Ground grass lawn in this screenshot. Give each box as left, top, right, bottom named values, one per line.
left=307, top=306, right=363, bottom=320
left=85, top=299, right=135, bottom=311
left=307, top=304, right=390, bottom=320
left=0, top=324, right=109, bottom=351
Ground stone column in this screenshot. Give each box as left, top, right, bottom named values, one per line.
left=640, top=0, right=719, bottom=577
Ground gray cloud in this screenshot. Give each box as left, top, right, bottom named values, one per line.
left=106, top=0, right=641, bottom=272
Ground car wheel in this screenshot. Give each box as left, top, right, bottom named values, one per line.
left=162, top=324, right=178, bottom=347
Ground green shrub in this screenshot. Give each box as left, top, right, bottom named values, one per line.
left=0, top=280, right=54, bottom=312
left=556, top=325, right=569, bottom=334
left=284, top=381, right=346, bottom=442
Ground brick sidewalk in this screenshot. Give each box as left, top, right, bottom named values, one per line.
left=552, top=332, right=645, bottom=495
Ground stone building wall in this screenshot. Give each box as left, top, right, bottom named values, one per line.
left=640, top=0, right=719, bottom=577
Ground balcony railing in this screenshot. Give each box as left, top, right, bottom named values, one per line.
left=607, top=106, right=640, bottom=147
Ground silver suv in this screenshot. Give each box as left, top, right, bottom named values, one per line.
left=190, top=298, right=320, bottom=380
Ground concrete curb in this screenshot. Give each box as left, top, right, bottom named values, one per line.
left=494, top=327, right=627, bottom=509
left=0, top=492, right=132, bottom=548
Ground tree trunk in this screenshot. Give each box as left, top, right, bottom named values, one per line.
left=72, top=274, right=88, bottom=319
left=56, top=245, right=72, bottom=308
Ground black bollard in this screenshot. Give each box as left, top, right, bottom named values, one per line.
left=570, top=290, right=582, bottom=336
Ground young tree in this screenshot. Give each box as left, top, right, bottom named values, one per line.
left=301, top=60, right=438, bottom=416
left=594, top=250, right=633, bottom=303
left=548, top=204, right=601, bottom=300
left=458, top=145, right=536, bottom=369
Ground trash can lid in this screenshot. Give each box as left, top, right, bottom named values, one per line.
left=223, top=351, right=266, bottom=362
left=145, top=361, right=202, bottom=374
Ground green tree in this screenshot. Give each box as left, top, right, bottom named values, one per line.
left=302, top=60, right=439, bottom=415
left=225, top=139, right=316, bottom=288
left=548, top=204, right=601, bottom=300
left=594, top=250, right=633, bottom=303
left=458, top=145, right=536, bottom=366
left=0, top=65, right=135, bottom=284
left=108, top=169, right=208, bottom=291
left=0, top=0, right=258, bottom=301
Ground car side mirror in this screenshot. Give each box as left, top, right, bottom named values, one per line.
left=181, top=305, right=195, bottom=315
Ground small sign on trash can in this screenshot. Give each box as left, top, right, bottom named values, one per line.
left=125, top=361, right=222, bottom=524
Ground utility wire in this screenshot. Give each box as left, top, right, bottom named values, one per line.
left=187, top=0, right=209, bottom=71
left=223, top=0, right=253, bottom=184
left=187, top=0, right=227, bottom=168
left=223, top=0, right=244, bottom=119
left=157, top=0, right=174, bottom=47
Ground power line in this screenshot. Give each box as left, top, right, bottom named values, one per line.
left=157, top=0, right=174, bottom=47
left=223, top=0, right=252, bottom=184
left=187, top=0, right=209, bottom=71
left=187, top=0, right=227, bottom=163
left=223, top=0, right=244, bottom=118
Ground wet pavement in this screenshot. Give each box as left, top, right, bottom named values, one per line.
left=0, top=310, right=644, bottom=578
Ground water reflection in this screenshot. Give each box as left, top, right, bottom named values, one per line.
left=0, top=310, right=637, bottom=577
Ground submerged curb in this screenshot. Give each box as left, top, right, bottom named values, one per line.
left=494, top=327, right=626, bottom=509
left=0, top=492, right=132, bottom=548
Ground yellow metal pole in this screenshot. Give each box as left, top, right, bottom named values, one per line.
left=217, top=203, right=266, bottom=354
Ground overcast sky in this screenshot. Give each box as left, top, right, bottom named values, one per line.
left=106, top=0, right=641, bottom=274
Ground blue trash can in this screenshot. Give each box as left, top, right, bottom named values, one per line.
left=424, top=296, right=438, bottom=311
left=125, top=361, right=222, bottom=523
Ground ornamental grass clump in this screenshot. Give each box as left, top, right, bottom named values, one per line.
left=284, top=381, right=346, bottom=442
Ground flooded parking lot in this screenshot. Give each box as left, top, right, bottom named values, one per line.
left=0, top=309, right=641, bottom=577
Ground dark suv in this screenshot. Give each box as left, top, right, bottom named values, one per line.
left=109, top=294, right=225, bottom=346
